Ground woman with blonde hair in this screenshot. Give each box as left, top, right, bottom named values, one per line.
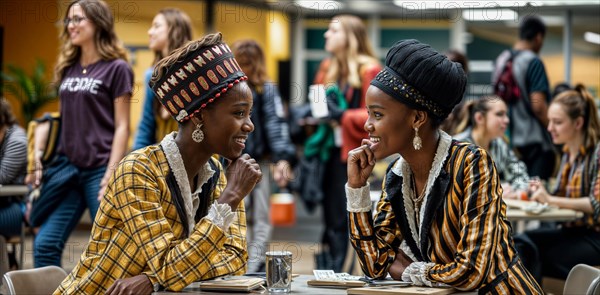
left=307, top=14, right=381, bottom=271
left=454, top=96, right=531, bottom=199
left=133, top=8, right=193, bottom=149
left=517, top=84, right=600, bottom=282
left=28, top=0, right=133, bottom=267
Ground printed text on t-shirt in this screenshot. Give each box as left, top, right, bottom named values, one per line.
left=60, top=77, right=103, bottom=95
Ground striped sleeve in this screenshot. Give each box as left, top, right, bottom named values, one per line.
left=0, top=126, right=27, bottom=184
left=115, top=156, right=247, bottom=292
left=348, top=178, right=403, bottom=279
left=428, top=146, right=504, bottom=290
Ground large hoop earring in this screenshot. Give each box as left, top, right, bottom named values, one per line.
left=192, top=123, right=204, bottom=143
left=413, top=127, right=422, bottom=151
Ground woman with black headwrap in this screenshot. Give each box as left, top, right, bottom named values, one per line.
left=345, top=40, right=542, bottom=293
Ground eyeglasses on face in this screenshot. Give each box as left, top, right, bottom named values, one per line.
left=64, top=16, right=87, bottom=26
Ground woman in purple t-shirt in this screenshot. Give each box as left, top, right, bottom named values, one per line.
left=28, top=0, right=133, bottom=268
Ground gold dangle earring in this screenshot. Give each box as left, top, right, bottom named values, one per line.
left=192, top=123, right=204, bottom=143
left=413, top=127, right=422, bottom=151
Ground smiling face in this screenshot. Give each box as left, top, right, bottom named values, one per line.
left=364, top=86, right=416, bottom=159
left=148, top=13, right=169, bottom=54
left=324, top=20, right=347, bottom=54
left=547, top=103, right=582, bottom=145
left=66, top=4, right=95, bottom=47
left=200, top=82, right=254, bottom=159
left=480, top=99, right=509, bottom=139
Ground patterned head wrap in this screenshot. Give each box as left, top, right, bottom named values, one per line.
left=151, top=43, right=247, bottom=122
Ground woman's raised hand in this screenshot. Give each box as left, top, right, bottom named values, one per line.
left=220, top=154, right=262, bottom=209
left=347, top=139, right=376, bottom=188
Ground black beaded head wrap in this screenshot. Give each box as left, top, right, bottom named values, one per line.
left=371, top=39, right=467, bottom=120
left=150, top=41, right=247, bottom=122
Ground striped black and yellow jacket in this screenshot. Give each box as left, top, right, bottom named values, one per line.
left=55, top=144, right=247, bottom=294
left=349, top=137, right=543, bottom=294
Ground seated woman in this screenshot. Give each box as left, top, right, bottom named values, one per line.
left=517, top=84, right=600, bottom=282
left=55, top=33, right=262, bottom=294
left=0, top=99, right=27, bottom=270
left=345, top=39, right=542, bottom=293
left=454, top=96, right=531, bottom=199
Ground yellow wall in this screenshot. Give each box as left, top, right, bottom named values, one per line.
left=214, top=3, right=290, bottom=81
left=1, top=0, right=61, bottom=125
left=542, top=54, right=600, bottom=94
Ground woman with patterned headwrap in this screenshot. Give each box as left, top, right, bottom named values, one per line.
left=55, top=33, right=262, bottom=294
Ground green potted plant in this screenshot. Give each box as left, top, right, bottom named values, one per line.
left=1, top=59, right=57, bottom=124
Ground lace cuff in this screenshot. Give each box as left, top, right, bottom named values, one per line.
left=401, top=262, right=436, bottom=287
left=346, top=182, right=372, bottom=212
left=206, top=201, right=235, bottom=231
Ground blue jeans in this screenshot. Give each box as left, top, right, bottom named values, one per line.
left=33, top=155, right=105, bottom=267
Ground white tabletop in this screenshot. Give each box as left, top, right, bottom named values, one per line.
left=0, top=185, right=29, bottom=197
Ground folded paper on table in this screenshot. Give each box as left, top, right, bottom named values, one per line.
left=308, top=271, right=366, bottom=288
left=198, top=277, right=265, bottom=292
left=347, top=285, right=455, bottom=295
left=503, top=199, right=551, bottom=214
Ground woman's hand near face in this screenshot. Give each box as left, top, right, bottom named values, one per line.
left=220, top=154, right=262, bottom=209
left=347, top=139, right=376, bottom=188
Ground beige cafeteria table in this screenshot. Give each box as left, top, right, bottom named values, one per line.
left=0, top=185, right=29, bottom=197
left=153, top=275, right=478, bottom=294
left=504, top=198, right=583, bottom=233
left=504, top=199, right=583, bottom=222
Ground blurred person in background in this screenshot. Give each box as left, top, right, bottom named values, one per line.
left=0, top=98, right=27, bottom=270
left=231, top=40, right=296, bottom=273
left=27, top=0, right=133, bottom=268
left=516, top=85, right=600, bottom=283
left=307, top=14, right=381, bottom=272
left=492, top=15, right=555, bottom=181
left=133, top=8, right=193, bottom=150
left=454, top=96, right=531, bottom=200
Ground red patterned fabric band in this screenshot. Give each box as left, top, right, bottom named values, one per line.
left=151, top=43, right=247, bottom=122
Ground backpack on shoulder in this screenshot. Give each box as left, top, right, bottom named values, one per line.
left=494, top=51, right=522, bottom=104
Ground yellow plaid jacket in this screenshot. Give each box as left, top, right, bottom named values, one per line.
left=349, top=140, right=542, bottom=293
left=55, top=146, right=247, bottom=294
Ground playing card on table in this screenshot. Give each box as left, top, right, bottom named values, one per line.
left=313, top=270, right=336, bottom=280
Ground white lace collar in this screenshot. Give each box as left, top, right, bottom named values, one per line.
left=160, top=132, right=215, bottom=235
left=391, top=131, right=452, bottom=261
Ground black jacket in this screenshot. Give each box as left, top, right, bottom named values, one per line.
left=244, top=82, right=296, bottom=165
